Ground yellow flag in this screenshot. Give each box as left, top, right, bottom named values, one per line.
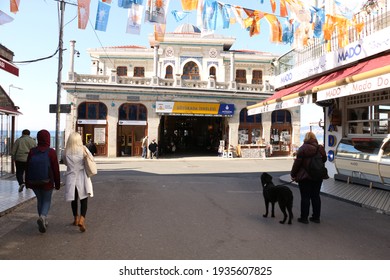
left=181, top=0, right=198, bottom=11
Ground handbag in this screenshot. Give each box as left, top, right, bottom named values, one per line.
left=83, top=146, right=97, bottom=177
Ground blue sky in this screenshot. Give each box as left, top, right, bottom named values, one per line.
left=0, top=0, right=309, bottom=131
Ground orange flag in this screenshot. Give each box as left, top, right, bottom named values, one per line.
left=154, top=23, right=166, bottom=42
left=270, top=0, right=276, bottom=13
left=181, top=0, right=198, bottom=11
left=10, top=0, right=20, bottom=14
left=265, top=14, right=282, bottom=43
left=78, top=0, right=91, bottom=30
left=280, top=0, right=288, bottom=17
left=102, top=0, right=112, bottom=3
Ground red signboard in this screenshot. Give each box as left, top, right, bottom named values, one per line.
left=0, top=57, right=19, bottom=76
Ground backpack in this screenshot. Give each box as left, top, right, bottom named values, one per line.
left=26, top=148, right=52, bottom=186
left=307, top=146, right=329, bottom=179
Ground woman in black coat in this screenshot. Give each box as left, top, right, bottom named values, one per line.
left=291, top=132, right=327, bottom=224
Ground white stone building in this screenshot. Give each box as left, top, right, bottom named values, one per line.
left=62, top=24, right=300, bottom=158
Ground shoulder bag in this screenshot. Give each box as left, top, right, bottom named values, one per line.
left=83, top=146, right=97, bottom=177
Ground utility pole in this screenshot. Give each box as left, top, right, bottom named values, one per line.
left=55, top=0, right=65, bottom=156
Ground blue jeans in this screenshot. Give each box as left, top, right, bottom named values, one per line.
left=142, top=147, right=147, bottom=158
left=32, top=188, right=53, bottom=217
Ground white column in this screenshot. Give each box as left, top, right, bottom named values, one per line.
left=229, top=52, right=236, bottom=90
left=152, top=45, right=159, bottom=85
left=68, top=40, right=76, bottom=81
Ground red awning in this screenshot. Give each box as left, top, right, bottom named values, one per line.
left=267, top=52, right=390, bottom=102
left=0, top=106, right=21, bottom=115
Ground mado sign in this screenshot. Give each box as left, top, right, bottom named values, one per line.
left=316, top=72, right=390, bottom=102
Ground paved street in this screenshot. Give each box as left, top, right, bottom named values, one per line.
left=0, top=158, right=389, bottom=260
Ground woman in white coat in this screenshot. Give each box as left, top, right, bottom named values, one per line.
left=63, top=132, right=94, bottom=232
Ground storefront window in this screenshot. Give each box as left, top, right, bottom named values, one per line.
left=347, top=105, right=389, bottom=135
left=238, top=109, right=262, bottom=144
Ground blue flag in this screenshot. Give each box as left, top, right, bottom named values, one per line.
left=119, top=0, right=144, bottom=8
left=171, top=10, right=190, bottom=22
left=95, top=1, right=111, bottom=31
left=202, top=0, right=218, bottom=30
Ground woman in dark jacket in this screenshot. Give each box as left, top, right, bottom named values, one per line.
left=26, top=130, right=61, bottom=233
left=291, top=132, right=327, bottom=224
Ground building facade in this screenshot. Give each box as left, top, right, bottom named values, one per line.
left=63, top=24, right=301, bottom=158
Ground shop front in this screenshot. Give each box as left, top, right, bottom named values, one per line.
left=76, top=102, right=108, bottom=156
left=117, top=103, right=147, bottom=157
left=155, top=101, right=234, bottom=156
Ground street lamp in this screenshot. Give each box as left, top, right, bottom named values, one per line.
left=8, top=84, right=23, bottom=97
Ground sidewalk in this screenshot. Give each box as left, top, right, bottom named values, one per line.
left=1, top=157, right=389, bottom=216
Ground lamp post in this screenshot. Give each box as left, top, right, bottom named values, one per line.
left=8, top=84, right=23, bottom=98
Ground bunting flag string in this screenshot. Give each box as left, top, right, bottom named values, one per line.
left=5, top=0, right=377, bottom=51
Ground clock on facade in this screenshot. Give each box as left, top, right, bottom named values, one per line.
left=209, top=48, right=217, bottom=58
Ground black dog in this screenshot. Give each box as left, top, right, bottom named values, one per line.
left=260, top=172, right=293, bottom=224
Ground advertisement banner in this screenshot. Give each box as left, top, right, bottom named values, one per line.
left=156, top=102, right=234, bottom=116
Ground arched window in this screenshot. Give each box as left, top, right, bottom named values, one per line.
left=209, top=66, right=216, bottom=80
left=78, top=102, right=107, bottom=119
left=119, top=104, right=147, bottom=121
left=271, top=110, right=292, bottom=123
left=165, top=65, right=173, bottom=79
left=182, top=61, right=200, bottom=80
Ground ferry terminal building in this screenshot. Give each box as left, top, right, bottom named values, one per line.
left=62, top=24, right=301, bottom=158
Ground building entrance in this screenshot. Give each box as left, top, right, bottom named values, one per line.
left=159, top=115, right=226, bottom=156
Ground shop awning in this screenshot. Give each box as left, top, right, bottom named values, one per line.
left=0, top=106, right=21, bottom=115
left=247, top=52, right=390, bottom=115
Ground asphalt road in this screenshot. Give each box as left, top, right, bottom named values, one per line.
left=0, top=158, right=389, bottom=260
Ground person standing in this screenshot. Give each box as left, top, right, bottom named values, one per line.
left=25, top=130, right=61, bottom=233
left=11, top=129, right=36, bottom=192
left=290, top=132, right=327, bottom=224
left=86, top=139, right=97, bottom=156
left=141, top=136, right=148, bottom=159
left=148, top=139, right=158, bottom=159
left=63, top=132, right=94, bottom=232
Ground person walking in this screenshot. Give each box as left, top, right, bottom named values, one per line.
left=25, top=130, right=61, bottom=233
left=290, top=132, right=327, bottom=224
left=63, top=132, right=94, bottom=232
left=11, top=129, right=36, bottom=192
left=141, top=136, right=148, bottom=159
left=148, top=139, right=158, bottom=159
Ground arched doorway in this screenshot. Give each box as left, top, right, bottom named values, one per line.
left=76, top=102, right=108, bottom=156
left=270, top=110, right=292, bottom=156
left=117, top=103, right=147, bottom=157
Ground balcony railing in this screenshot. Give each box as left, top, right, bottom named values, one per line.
left=70, top=74, right=271, bottom=93
left=277, top=3, right=390, bottom=75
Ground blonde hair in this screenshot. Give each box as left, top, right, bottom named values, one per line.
left=304, top=131, right=317, bottom=142
left=65, top=132, right=84, bottom=155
